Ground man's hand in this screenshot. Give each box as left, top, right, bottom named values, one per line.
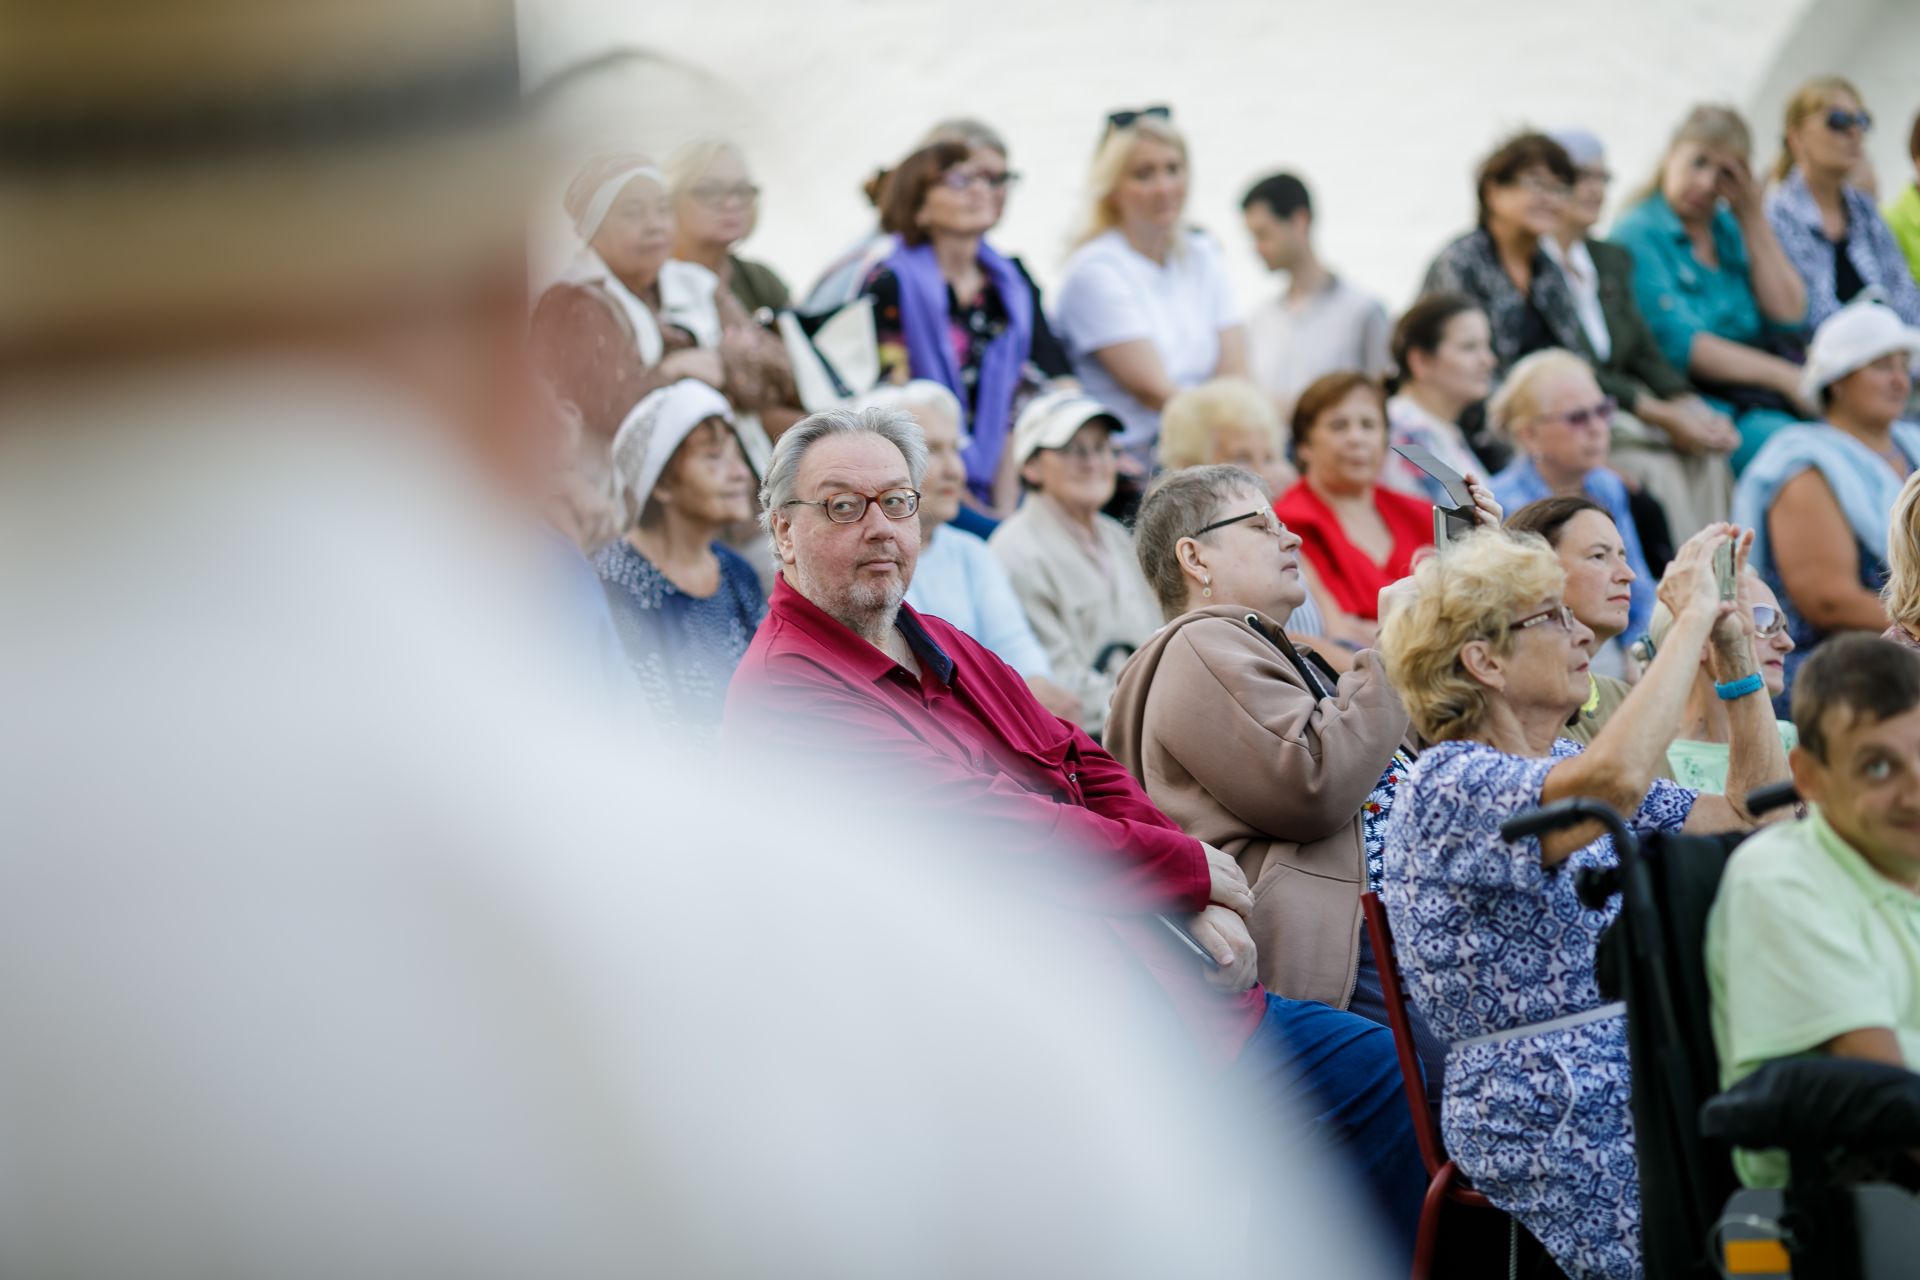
left=1187, top=904, right=1259, bottom=992
left=1201, top=842, right=1253, bottom=917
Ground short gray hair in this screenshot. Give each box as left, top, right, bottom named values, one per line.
left=759, top=405, right=930, bottom=536
left=1133, top=464, right=1271, bottom=620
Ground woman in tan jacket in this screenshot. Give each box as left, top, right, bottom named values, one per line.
left=1106, top=464, right=1489, bottom=1085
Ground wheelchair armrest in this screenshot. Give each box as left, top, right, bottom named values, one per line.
left=1701, top=1057, right=1920, bottom=1154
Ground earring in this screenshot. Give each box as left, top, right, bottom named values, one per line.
left=1202, top=576, right=1212, bottom=599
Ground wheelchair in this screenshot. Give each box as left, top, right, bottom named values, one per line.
left=1501, top=787, right=1920, bottom=1279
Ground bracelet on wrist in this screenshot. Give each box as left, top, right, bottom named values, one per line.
left=1715, top=672, right=1765, bottom=701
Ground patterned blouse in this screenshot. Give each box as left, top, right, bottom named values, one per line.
left=594, top=539, right=766, bottom=735
left=1421, top=227, right=1592, bottom=376
left=1766, top=169, right=1920, bottom=332
left=1382, top=736, right=1697, bottom=1279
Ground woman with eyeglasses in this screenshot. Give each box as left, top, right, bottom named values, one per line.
left=1106, top=464, right=1447, bottom=1096
left=1052, top=109, right=1248, bottom=473
left=1420, top=132, right=1590, bottom=379
left=988, top=392, right=1163, bottom=736
left=1610, top=105, right=1810, bottom=472
left=1376, top=526, right=1787, bottom=1280
left=1640, top=573, right=1798, bottom=793
left=1278, top=372, right=1502, bottom=649
left=860, top=139, right=1073, bottom=522
left=1765, top=77, right=1920, bottom=334
left=1489, top=349, right=1661, bottom=647
left=667, top=138, right=791, bottom=320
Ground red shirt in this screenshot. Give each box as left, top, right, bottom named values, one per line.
left=725, top=576, right=1266, bottom=1065
left=1274, top=480, right=1433, bottom=620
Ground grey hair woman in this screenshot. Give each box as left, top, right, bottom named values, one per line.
left=1106, top=464, right=1446, bottom=1090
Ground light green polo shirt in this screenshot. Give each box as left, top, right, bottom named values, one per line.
left=1707, top=809, right=1920, bottom=1187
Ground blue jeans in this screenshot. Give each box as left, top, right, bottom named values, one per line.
left=1231, top=993, right=1425, bottom=1259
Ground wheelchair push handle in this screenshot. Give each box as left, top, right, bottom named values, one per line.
left=1745, top=780, right=1799, bottom=817
left=1501, top=797, right=1636, bottom=910
left=1499, top=796, right=1635, bottom=850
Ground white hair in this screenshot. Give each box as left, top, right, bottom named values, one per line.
left=856, top=381, right=963, bottom=437
left=759, top=406, right=930, bottom=537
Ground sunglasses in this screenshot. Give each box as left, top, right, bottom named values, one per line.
left=1105, top=104, right=1172, bottom=133
left=1752, top=604, right=1788, bottom=638
left=1825, top=108, right=1873, bottom=134
left=1536, top=397, right=1616, bottom=431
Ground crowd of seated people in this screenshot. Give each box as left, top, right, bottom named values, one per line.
left=525, top=91, right=1920, bottom=1279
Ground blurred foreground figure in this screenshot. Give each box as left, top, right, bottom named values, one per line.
left=0, top=4, right=1383, bottom=1278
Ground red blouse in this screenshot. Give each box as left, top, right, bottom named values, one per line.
left=1273, top=480, right=1434, bottom=621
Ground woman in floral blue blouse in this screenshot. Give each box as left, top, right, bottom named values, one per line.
left=1375, top=526, right=1788, bottom=1279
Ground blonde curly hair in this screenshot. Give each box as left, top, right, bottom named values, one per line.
left=1378, top=530, right=1567, bottom=742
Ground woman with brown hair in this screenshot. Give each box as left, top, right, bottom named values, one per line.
left=858, top=139, right=1073, bottom=519
left=1764, top=75, right=1920, bottom=332
left=1275, top=371, right=1500, bottom=646
left=1420, top=132, right=1586, bottom=378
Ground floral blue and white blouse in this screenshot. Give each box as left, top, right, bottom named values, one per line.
left=1382, top=736, right=1697, bottom=1280
left=1766, top=169, right=1920, bottom=332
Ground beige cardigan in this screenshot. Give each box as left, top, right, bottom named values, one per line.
left=987, top=497, right=1162, bottom=736
left=1105, top=606, right=1410, bottom=1008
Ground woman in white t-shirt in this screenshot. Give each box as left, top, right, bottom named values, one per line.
left=1053, top=110, right=1248, bottom=470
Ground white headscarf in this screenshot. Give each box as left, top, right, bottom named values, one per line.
left=610, top=379, right=738, bottom=526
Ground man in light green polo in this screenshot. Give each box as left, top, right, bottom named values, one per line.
left=1708, top=633, right=1920, bottom=1187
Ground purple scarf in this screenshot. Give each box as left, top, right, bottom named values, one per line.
left=882, top=237, right=1033, bottom=504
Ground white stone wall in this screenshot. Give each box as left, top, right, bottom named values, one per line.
left=522, top=0, right=1915, bottom=321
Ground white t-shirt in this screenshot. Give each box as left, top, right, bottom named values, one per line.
left=1052, top=229, right=1240, bottom=452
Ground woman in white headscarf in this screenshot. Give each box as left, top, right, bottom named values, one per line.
left=595, top=379, right=767, bottom=732
left=533, top=151, right=801, bottom=447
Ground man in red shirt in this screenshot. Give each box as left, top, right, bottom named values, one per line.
left=724, top=404, right=1423, bottom=1251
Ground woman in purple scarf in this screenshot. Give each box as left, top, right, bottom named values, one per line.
left=861, top=139, right=1075, bottom=521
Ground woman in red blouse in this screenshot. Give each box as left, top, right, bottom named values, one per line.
left=1275, top=372, right=1498, bottom=644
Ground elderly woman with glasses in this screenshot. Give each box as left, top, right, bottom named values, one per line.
left=989, top=392, right=1163, bottom=737
left=860, top=138, right=1074, bottom=521
left=1640, top=571, right=1798, bottom=793
left=667, top=138, right=792, bottom=321
left=1105, top=465, right=1446, bottom=1093
left=1489, top=349, right=1660, bottom=646
left=1376, top=526, right=1787, bottom=1280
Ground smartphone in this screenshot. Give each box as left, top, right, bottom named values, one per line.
left=1394, top=445, right=1479, bottom=549
left=1714, top=540, right=1737, bottom=602
left=1157, top=914, right=1221, bottom=971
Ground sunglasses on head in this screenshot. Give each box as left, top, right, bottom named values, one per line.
left=1105, top=104, right=1172, bottom=133
left=1825, top=108, right=1873, bottom=134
